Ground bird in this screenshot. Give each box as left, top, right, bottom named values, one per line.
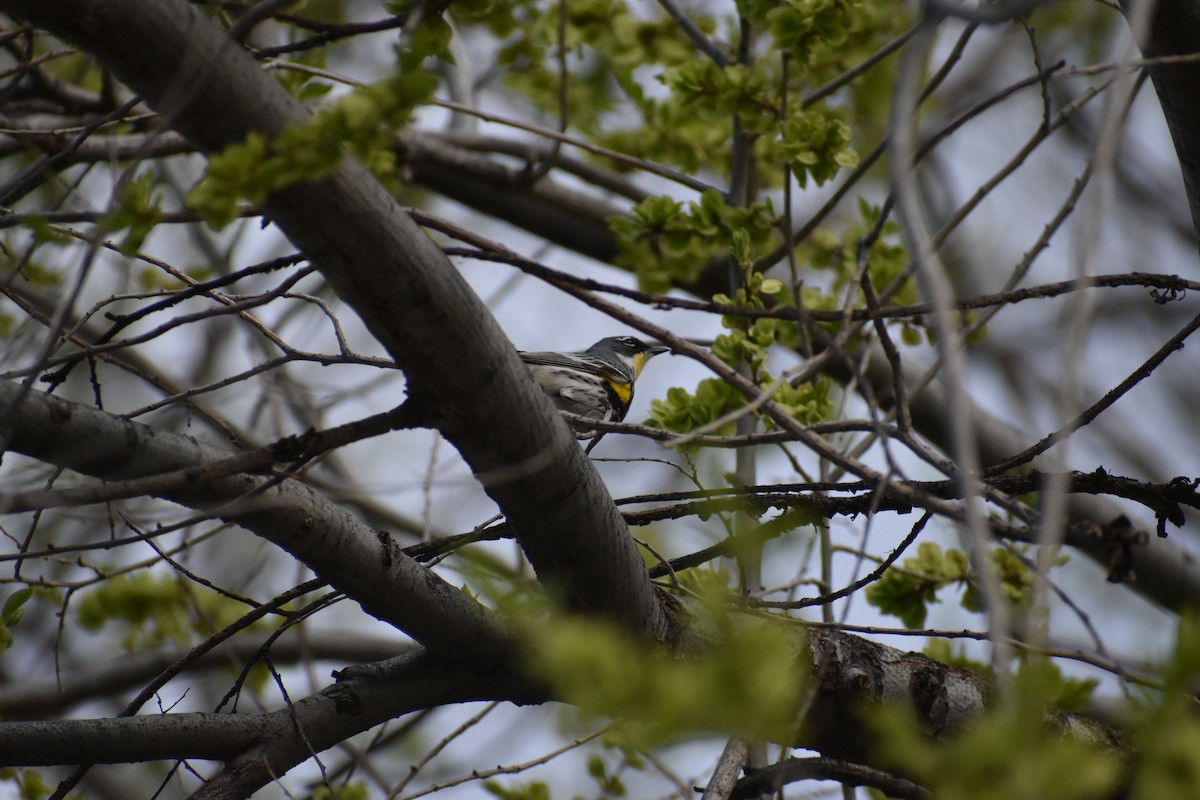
left=519, top=335, right=669, bottom=446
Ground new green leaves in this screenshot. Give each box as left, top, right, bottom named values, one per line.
left=865, top=542, right=1043, bottom=630
left=522, top=612, right=805, bottom=743
left=0, top=588, right=34, bottom=652
left=189, top=12, right=451, bottom=228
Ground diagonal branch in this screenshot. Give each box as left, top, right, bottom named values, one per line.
left=1120, top=0, right=1200, bottom=246
left=0, top=0, right=669, bottom=640
left=0, top=379, right=509, bottom=667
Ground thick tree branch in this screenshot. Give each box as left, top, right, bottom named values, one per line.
left=0, top=0, right=669, bottom=640
left=0, top=379, right=508, bottom=667
left=0, top=625, right=1120, bottom=799
left=0, top=650, right=545, bottom=773
left=0, top=633, right=409, bottom=720
left=1121, top=0, right=1200, bottom=246
left=734, top=757, right=930, bottom=799
left=396, top=131, right=626, bottom=262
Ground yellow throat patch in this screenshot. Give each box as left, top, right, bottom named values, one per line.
left=606, top=378, right=633, bottom=405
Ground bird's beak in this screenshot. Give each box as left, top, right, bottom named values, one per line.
left=634, top=346, right=669, bottom=376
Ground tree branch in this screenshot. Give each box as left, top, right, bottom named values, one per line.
left=733, top=756, right=930, bottom=800
left=1120, top=0, right=1200, bottom=245
left=0, top=0, right=669, bottom=640
left=283, top=80, right=1200, bottom=614
left=0, top=633, right=409, bottom=720
left=0, top=621, right=1120, bottom=796
left=0, top=650, right=545, bottom=773
left=0, top=379, right=509, bottom=667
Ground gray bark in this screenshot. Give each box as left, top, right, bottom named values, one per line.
left=0, top=0, right=669, bottom=640
left=0, top=379, right=509, bottom=667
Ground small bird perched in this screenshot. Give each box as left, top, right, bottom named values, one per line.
left=519, top=335, right=669, bottom=443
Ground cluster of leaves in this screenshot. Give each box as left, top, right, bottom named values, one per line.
left=449, top=0, right=892, bottom=186
left=647, top=225, right=834, bottom=436
left=865, top=542, right=1043, bottom=629
left=658, top=59, right=858, bottom=185
left=103, top=171, right=164, bottom=255
left=755, top=0, right=864, bottom=62
left=608, top=190, right=777, bottom=293
left=614, top=197, right=921, bottom=442
left=611, top=0, right=884, bottom=182
left=521, top=611, right=804, bottom=744
left=75, top=572, right=261, bottom=651
left=482, top=0, right=706, bottom=135
left=803, top=197, right=914, bottom=311
left=1130, top=614, right=1200, bottom=799
left=189, top=11, right=454, bottom=227
left=662, top=59, right=859, bottom=184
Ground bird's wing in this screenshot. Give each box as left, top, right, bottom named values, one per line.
left=555, top=385, right=612, bottom=420
left=518, top=351, right=623, bottom=381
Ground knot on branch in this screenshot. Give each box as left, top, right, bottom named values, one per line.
left=908, top=658, right=953, bottom=735
left=1068, top=515, right=1148, bottom=583
left=323, top=682, right=364, bottom=716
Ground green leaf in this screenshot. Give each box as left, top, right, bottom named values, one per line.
left=76, top=572, right=266, bottom=651
left=873, top=665, right=1120, bottom=800
left=483, top=780, right=551, bottom=800
left=865, top=567, right=938, bottom=629
left=523, top=612, right=805, bottom=744
left=730, top=228, right=752, bottom=267
left=2, top=587, right=34, bottom=625
left=900, top=324, right=922, bottom=346
left=104, top=171, right=163, bottom=254
left=770, top=376, right=834, bottom=426
left=310, top=781, right=370, bottom=800
left=647, top=378, right=744, bottom=436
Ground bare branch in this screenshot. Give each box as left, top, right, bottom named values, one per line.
left=0, top=379, right=510, bottom=667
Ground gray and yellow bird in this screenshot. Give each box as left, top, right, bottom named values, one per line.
left=519, top=335, right=668, bottom=441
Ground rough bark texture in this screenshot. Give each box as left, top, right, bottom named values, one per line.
left=803, top=628, right=989, bottom=758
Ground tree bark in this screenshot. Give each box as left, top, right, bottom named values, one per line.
left=0, top=379, right=510, bottom=667
left=0, top=0, right=670, bottom=640
left=1121, top=0, right=1200, bottom=248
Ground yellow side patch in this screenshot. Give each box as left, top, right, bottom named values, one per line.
left=606, top=379, right=633, bottom=405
